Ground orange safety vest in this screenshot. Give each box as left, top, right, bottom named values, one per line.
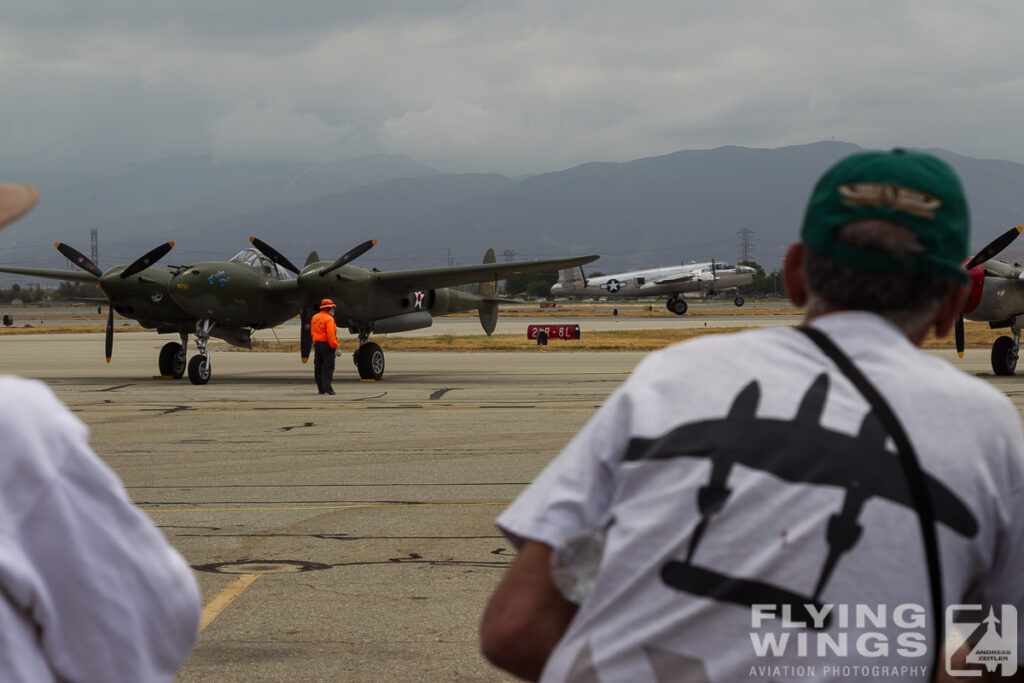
left=311, top=310, right=338, bottom=347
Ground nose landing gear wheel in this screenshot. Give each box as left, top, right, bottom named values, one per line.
left=354, top=342, right=385, bottom=380
left=734, top=296, right=745, bottom=307
left=187, top=355, right=211, bottom=384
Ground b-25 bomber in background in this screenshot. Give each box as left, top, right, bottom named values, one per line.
left=0, top=239, right=598, bottom=384
left=551, top=259, right=756, bottom=314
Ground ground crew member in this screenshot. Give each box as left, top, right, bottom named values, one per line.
left=311, top=298, right=339, bottom=395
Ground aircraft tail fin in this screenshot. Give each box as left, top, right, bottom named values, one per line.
left=555, top=266, right=587, bottom=292
left=304, top=251, right=320, bottom=267
left=479, top=248, right=497, bottom=298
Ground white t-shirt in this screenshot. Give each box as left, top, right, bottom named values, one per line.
left=498, top=312, right=1024, bottom=682
left=0, top=376, right=200, bottom=682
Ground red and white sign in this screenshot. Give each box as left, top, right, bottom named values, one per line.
left=527, top=324, right=581, bottom=340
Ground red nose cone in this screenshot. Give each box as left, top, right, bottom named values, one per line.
left=963, top=264, right=985, bottom=314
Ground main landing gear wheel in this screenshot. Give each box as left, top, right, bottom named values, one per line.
left=666, top=298, right=688, bottom=315
left=734, top=296, right=745, bottom=307
left=158, top=342, right=187, bottom=379
left=354, top=342, right=385, bottom=380
left=991, top=335, right=1018, bottom=376
left=187, top=355, right=211, bottom=385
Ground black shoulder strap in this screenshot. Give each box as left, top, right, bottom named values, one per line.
left=797, top=325, right=944, bottom=673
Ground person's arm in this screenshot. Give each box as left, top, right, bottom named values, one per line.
left=0, top=380, right=200, bottom=682
left=328, top=317, right=339, bottom=347
left=480, top=540, right=578, bottom=681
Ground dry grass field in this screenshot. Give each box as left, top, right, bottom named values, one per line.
left=0, top=306, right=1004, bottom=352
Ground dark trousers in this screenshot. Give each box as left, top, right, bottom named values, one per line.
left=313, top=341, right=336, bottom=392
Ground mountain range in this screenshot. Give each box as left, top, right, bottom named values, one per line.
left=3, top=141, right=1024, bottom=278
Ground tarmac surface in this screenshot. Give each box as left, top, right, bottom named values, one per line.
left=2, top=307, right=1021, bottom=682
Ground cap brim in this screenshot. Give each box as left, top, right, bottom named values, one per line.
left=0, top=185, right=39, bottom=228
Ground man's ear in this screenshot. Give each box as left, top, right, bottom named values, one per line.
left=783, top=242, right=808, bottom=307
left=931, top=283, right=970, bottom=339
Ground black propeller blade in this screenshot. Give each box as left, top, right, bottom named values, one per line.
left=121, top=241, right=174, bottom=278
left=300, top=302, right=314, bottom=362
left=955, top=316, right=965, bottom=358
left=965, top=225, right=1022, bottom=270
left=105, top=301, right=114, bottom=363
left=55, top=242, right=103, bottom=278
left=317, top=239, right=377, bottom=277
left=250, top=236, right=301, bottom=275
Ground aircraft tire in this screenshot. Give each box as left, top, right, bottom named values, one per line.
left=992, top=335, right=1018, bottom=376
left=159, top=342, right=186, bottom=379
left=667, top=298, right=688, bottom=315
left=356, top=342, right=385, bottom=380
left=734, top=296, right=745, bottom=307
left=188, top=355, right=212, bottom=385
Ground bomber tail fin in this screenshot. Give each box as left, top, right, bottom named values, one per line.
left=304, top=251, right=320, bottom=267
left=555, top=266, right=587, bottom=292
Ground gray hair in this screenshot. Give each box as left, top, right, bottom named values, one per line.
left=803, top=220, right=957, bottom=334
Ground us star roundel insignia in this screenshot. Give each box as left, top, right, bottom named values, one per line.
left=414, top=291, right=425, bottom=311
left=603, top=278, right=623, bottom=293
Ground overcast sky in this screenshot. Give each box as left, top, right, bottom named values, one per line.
left=2, top=1, right=1023, bottom=176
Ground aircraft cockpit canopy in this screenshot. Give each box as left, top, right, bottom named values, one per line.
left=713, top=261, right=733, bottom=271
left=229, top=247, right=295, bottom=280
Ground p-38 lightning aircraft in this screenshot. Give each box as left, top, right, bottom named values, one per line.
left=0, top=239, right=597, bottom=384
left=245, top=237, right=598, bottom=380
left=0, top=241, right=301, bottom=383
left=550, top=260, right=756, bottom=315
left=954, top=224, right=1024, bottom=376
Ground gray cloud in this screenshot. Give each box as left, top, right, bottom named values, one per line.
left=2, top=1, right=1024, bottom=175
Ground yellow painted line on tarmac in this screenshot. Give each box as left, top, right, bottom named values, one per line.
left=143, top=501, right=509, bottom=513
left=200, top=573, right=261, bottom=631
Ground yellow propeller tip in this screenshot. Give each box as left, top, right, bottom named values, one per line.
left=371, top=239, right=378, bottom=246
left=168, top=241, right=175, bottom=247
left=249, top=236, right=256, bottom=243
left=301, top=358, right=308, bottom=364
left=957, top=351, right=964, bottom=358
left=54, top=241, right=62, bottom=248
left=105, top=358, right=111, bottom=363
left=1016, top=225, right=1023, bottom=234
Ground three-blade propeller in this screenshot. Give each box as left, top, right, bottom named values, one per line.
left=56, top=241, right=174, bottom=362
left=249, top=236, right=377, bottom=361
left=955, top=225, right=1023, bottom=357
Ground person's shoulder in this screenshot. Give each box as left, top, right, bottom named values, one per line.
left=0, top=376, right=65, bottom=417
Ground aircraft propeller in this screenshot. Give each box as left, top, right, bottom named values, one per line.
left=955, top=225, right=1023, bottom=357
left=317, top=239, right=377, bottom=277
left=248, top=236, right=377, bottom=362
left=55, top=241, right=174, bottom=362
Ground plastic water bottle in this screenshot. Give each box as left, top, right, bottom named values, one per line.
left=550, top=529, right=606, bottom=604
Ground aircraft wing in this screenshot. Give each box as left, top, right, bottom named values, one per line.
left=0, top=265, right=99, bottom=284
left=373, top=254, right=599, bottom=292
left=651, top=273, right=699, bottom=286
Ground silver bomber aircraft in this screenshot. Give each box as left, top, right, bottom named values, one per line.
left=550, top=260, right=756, bottom=315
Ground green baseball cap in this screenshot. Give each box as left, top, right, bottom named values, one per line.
left=801, top=148, right=970, bottom=283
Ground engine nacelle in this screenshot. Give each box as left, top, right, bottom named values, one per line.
left=967, top=274, right=1024, bottom=324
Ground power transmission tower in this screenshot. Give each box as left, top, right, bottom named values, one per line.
left=90, top=228, right=99, bottom=265
left=737, top=228, right=754, bottom=264
left=447, top=248, right=454, bottom=267
left=503, top=249, right=515, bottom=262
